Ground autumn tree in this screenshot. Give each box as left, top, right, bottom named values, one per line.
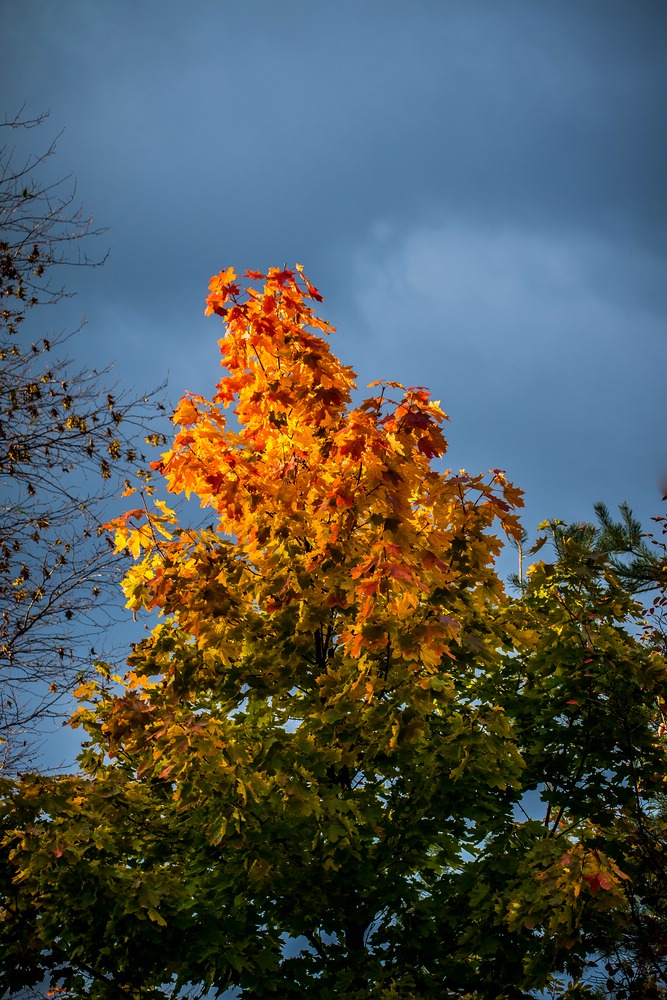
left=0, top=110, right=165, bottom=769
left=0, top=266, right=665, bottom=999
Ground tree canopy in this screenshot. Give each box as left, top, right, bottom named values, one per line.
left=0, top=266, right=665, bottom=999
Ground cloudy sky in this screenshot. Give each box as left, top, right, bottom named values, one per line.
left=2, top=0, right=666, bottom=546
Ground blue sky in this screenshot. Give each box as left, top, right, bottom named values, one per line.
left=2, top=0, right=666, bottom=554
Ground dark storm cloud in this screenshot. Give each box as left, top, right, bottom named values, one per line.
left=1, top=0, right=665, bottom=533
left=5, top=2, right=666, bottom=252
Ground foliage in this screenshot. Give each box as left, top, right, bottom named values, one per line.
left=0, top=266, right=665, bottom=998
left=0, top=110, right=165, bottom=769
left=552, top=502, right=667, bottom=596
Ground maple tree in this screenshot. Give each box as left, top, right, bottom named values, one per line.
left=0, top=266, right=665, bottom=999
left=0, top=110, right=165, bottom=768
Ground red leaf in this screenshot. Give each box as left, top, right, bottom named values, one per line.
left=401, top=410, right=430, bottom=431
left=121, top=509, right=145, bottom=522
left=488, top=496, right=510, bottom=513
left=206, top=473, right=225, bottom=492
left=583, top=874, right=601, bottom=894
left=388, top=565, right=414, bottom=583
left=417, top=437, right=440, bottom=459
left=274, top=269, right=294, bottom=286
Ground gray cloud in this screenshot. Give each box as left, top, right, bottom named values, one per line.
left=341, top=219, right=666, bottom=529
left=1, top=0, right=665, bottom=532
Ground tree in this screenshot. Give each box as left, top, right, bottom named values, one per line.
left=0, top=110, right=165, bottom=770
left=548, top=502, right=667, bottom=597
left=545, top=507, right=667, bottom=998
left=0, top=266, right=665, bottom=998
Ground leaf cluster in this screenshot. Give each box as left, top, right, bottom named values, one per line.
left=0, top=267, right=665, bottom=998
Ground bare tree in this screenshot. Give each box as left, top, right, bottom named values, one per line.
left=0, top=109, right=166, bottom=771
